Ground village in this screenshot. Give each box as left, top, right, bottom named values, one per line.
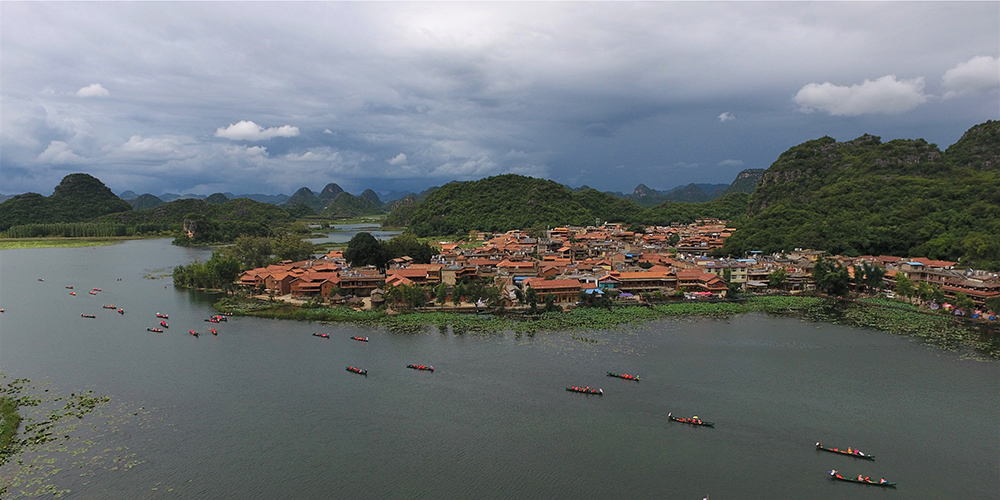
left=236, top=219, right=1000, bottom=319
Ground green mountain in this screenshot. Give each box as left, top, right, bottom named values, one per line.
left=99, top=197, right=294, bottom=244
left=0, top=173, right=132, bottom=230
left=383, top=195, right=419, bottom=227
left=571, top=188, right=643, bottom=224
left=317, top=183, right=344, bottom=203
left=722, top=169, right=766, bottom=195
left=320, top=192, right=384, bottom=218
left=722, top=120, right=1000, bottom=269
left=130, top=193, right=164, bottom=210
left=205, top=192, right=230, bottom=204
left=283, top=187, right=322, bottom=214
left=360, top=189, right=382, bottom=206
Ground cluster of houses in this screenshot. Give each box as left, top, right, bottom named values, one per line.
left=236, top=220, right=999, bottom=314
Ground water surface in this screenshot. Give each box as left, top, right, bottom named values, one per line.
left=1, top=240, right=997, bottom=499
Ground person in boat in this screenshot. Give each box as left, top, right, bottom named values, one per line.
left=816, top=442, right=821, bottom=447
left=864, top=476, right=870, bottom=482
left=879, top=478, right=887, bottom=484
left=857, top=475, right=864, bottom=481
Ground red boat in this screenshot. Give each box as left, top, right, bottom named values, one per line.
left=566, top=386, right=603, bottom=395
left=351, top=336, right=369, bottom=342
left=103, top=305, right=116, bottom=309
left=70, top=292, right=76, bottom=296
left=118, top=309, right=124, bottom=315
left=89, top=291, right=97, bottom=295
left=210, top=328, right=217, bottom=335
left=160, top=321, right=169, bottom=328
left=312, top=332, right=329, bottom=338
left=346, top=366, right=368, bottom=376
left=157, top=313, right=169, bottom=319
left=407, top=364, right=434, bottom=372
left=189, top=330, right=199, bottom=337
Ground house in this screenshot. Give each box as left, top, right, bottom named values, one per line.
left=523, top=278, right=582, bottom=304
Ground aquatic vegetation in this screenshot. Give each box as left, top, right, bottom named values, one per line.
left=215, top=295, right=998, bottom=359
left=0, top=375, right=152, bottom=498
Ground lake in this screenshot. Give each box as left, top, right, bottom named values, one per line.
left=307, top=223, right=402, bottom=245
left=1, top=239, right=997, bottom=499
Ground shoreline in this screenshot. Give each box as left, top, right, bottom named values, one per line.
left=0, top=236, right=147, bottom=250
left=214, top=295, right=999, bottom=360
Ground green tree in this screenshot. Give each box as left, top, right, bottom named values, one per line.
left=206, top=252, right=241, bottom=294
left=452, top=283, right=466, bottom=306
left=221, top=235, right=275, bottom=270
left=954, top=292, right=975, bottom=312
left=768, top=268, right=787, bottom=289
left=525, top=286, right=538, bottom=312
left=435, top=283, right=448, bottom=305
left=543, top=293, right=559, bottom=312
left=273, top=234, right=315, bottom=262
left=916, top=281, right=934, bottom=301
left=894, top=273, right=915, bottom=299
left=344, top=232, right=388, bottom=269
left=985, top=296, right=1000, bottom=314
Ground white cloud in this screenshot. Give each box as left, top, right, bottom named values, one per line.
left=323, top=129, right=334, bottom=134
left=718, top=159, right=744, bottom=167
left=942, top=56, right=1000, bottom=98
left=214, top=120, right=300, bottom=140
left=224, top=144, right=269, bottom=158
left=38, top=141, right=84, bottom=164
left=114, top=135, right=192, bottom=159
left=794, top=75, right=928, bottom=115
left=76, top=83, right=109, bottom=97
left=718, top=112, right=736, bottom=122
left=387, top=153, right=407, bottom=165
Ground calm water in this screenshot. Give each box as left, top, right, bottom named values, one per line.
left=307, top=223, right=402, bottom=244
left=0, top=240, right=997, bottom=499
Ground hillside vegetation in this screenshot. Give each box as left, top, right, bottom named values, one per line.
left=0, top=173, right=132, bottom=230
left=723, top=120, right=1000, bottom=269
left=394, top=174, right=752, bottom=237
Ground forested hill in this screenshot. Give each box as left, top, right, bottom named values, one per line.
left=722, top=120, right=1000, bottom=269
left=395, top=174, right=751, bottom=237
left=0, top=173, right=132, bottom=230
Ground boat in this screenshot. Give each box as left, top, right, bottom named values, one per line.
left=346, top=366, right=368, bottom=375
left=206, top=318, right=219, bottom=322
left=38, top=278, right=44, bottom=282
left=157, top=313, right=168, bottom=319
left=89, top=291, right=97, bottom=295
left=816, top=442, right=875, bottom=461
left=65, top=286, right=73, bottom=289
left=103, top=305, right=116, bottom=309
left=118, top=309, right=125, bottom=315
left=828, top=470, right=895, bottom=488
left=92, top=288, right=101, bottom=291
left=351, top=336, right=369, bottom=342
left=407, top=364, right=434, bottom=372
left=147, top=327, right=162, bottom=332
left=70, top=292, right=76, bottom=296
left=160, top=321, right=169, bottom=328
left=210, top=328, right=217, bottom=335
left=189, top=330, right=199, bottom=337
left=607, top=371, right=640, bottom=381
left=566, top=386, right=603, bottom=395
left=81, top=313, right=96, bottom=318
left=668, top=413, right=714, bottom=427
left=312, top=332, right=329, bottom=338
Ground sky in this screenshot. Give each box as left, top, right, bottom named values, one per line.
left=2, top=2, right=998, bottom=197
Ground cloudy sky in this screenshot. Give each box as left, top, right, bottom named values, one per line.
left=2, top=2, right=998, bottom=197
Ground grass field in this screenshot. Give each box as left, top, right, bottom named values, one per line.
left=0, top=238, right=128, bottom=250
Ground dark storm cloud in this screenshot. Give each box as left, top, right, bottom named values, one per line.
left=1, top=2, right=996, bottom=196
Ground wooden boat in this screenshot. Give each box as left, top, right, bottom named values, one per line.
left=351, top=336, right=369, bottom=342
left=346, top=366, right=368, bottom=375
left=566, top=386, right=603, bottom=395
left=65, top=286, right=73, bottom=289
left=828, top=470, right=895, bottom=488
left=157, top=313, right=168, bottom=319
left=189, top=330, right=199, bottom=337
left=312, top=332, right=329, bottom=338
left=103, top=305, right=116, bottom=309
left=147, top=327, right=162, bottom=332
left=407, top=364, right=434, bottom=372
left=607, top=371, right=640, bottom=381
left=816, top=443, right=874, bottom=461
left=206, top=317, right=219, bottom=323
left=89, top=291, right=97, bottom=295
left=668, top=413, right=714, bottom=427
left=70, top=292, right=76, bottom=296
left=210, top=328, right=217, bottom=335
left=92, top=288, right=101, bottom=291
left=160, top=321, right=169, bottom=328
left=81, top=313, right=96, bottom=318
left=117, top=309, right=124, bottom=315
